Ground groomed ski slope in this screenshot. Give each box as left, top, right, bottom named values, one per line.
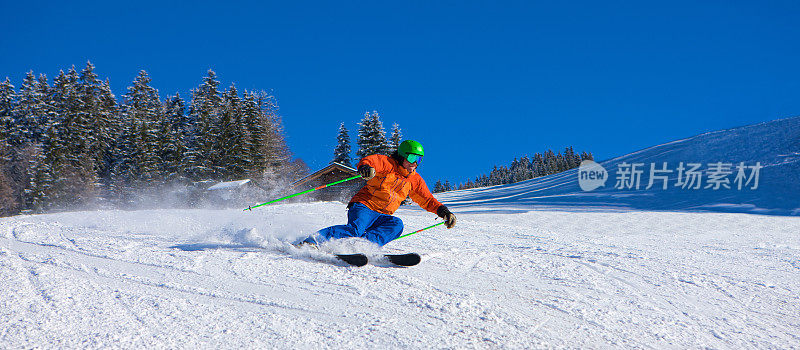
left=1, top=203, right=799, bottom=348
left=436, top=116, right=800, bottom=216
left=2, top=116, right=799, bottom=348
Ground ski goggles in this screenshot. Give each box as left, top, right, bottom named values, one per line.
left=405, top=153, right=423, bottom=165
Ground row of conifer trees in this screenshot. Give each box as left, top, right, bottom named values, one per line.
left=433, top=147, right=593, bottom=192
left=327, top=113, right=594, bottom=194
left=0, top=62, right=595, bottom=215
left=332, top=110, right=404, bottom=167
left=0, top=62, right=300, bottom=216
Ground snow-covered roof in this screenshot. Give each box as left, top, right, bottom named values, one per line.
left=207, top=179, right=251, bottom=191
left=291, top=162, right=357, bottom=188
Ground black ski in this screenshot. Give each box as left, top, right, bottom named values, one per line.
left=335, top=253, right=368, bottom=267
left=335, top=253, right=420, bottom=267
left=385, top=253, right=421, bottom=266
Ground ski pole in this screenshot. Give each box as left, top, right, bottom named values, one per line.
left=244, top=175, right=362, bottom=211
left=396, top=221, right=445, bottom=240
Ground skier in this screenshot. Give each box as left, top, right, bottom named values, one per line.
left=297, top=140, right=456, bottom=246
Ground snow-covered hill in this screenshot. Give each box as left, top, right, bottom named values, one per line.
left=2, top=117, right=799, bottom=348
left=438, top=116, right=800, bottom=216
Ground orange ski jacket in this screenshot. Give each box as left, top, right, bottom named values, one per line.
left=351, top=154, right=444, bottom=215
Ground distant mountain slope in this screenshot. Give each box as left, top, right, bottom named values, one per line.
left=437, top=116, right=800, bottom=216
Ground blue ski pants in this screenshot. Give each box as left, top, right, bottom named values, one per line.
left=316, top=203, right=404, bottom=246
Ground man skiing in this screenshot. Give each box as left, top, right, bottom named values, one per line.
left=298, top=140, right=456, bottom=246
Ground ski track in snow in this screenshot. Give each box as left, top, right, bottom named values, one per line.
left=1, top=202, right=799, bottom=348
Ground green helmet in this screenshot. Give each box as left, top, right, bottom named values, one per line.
left=398, top=140, right=424, bottom=164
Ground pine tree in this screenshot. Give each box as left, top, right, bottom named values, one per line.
left=532, top=153, right=544, bottom=177
left=553, top=152, right=563, bottom=173
left=79, top=62, right=119, bottom=203
left=433, top=179, right=444, bottom=193
left=78, top=62, right=102, bottom=160
left=0, top=78, right=14, bottom=148
left=18, top=73, right=54, bottom=212
left=114, top=70, right=164, bottom=205
left=0, top=155, right=14, bottom=216
left=41, top=67, right=100, bottom=209
left=23, top=141, right=50, bottom=213
left=63, top=67, right=93, bottom=158
left=0, top=78, right=18, bottom=215
left=332, top=122, right=352, bottom=165
left=241, top=92, right=265, bottom=176
left=356, top=111, right=388, bottom=158
left=40, top=70, right=69, bottom=208
left=12, top=71, right=45, bottom=145
left=188, top=69, right=223, bottom=181
left=510, top=158, right=521, bottom=182
left=7, top=74, right=53, bottom=214
left=215, top=84, right=249, bottom=180
left=0, top=169, right=17, bottom=215
left=488, top=165, right=501, bottom=185
left=388, top=123, right=402, bottom=154
left=563, top=146, right=577, bottom=169
left=519, top=156, right=533, bottom=182
left=544, top=149, right=557, bottom=175
left=255, top=90, right=292, bottom=180
left=161, top=93, right=188, bottom=184
left=228, top=89, right=253, bottom=179
left=34, top=73, right=56, bottom=145
left=182, top=88, right=205, bottom=184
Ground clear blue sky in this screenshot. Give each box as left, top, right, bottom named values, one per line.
left=2, top=1, right=799, bottom=185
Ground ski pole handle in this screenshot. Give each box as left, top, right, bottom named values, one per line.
left=244, top=175, right=362, bottom=211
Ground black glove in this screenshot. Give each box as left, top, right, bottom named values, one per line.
left=437, top=205, right=457, bottom=229
left=358, top=165, right=376, bottom=180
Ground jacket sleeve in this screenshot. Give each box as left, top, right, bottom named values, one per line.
left=409, top=175, right=444, bottom=214
left=357, top=154, right=393, bottom=175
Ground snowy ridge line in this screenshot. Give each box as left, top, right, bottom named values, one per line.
left=434, top=116, right=800, bottom=216
left=603, top=115, right=800, bottom=164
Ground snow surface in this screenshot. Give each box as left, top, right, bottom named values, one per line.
left=1, top=205, right=799, bottom=348
left=1, top=117, right=799, bottom=348
left=437, top=116, right=800, bottom=216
